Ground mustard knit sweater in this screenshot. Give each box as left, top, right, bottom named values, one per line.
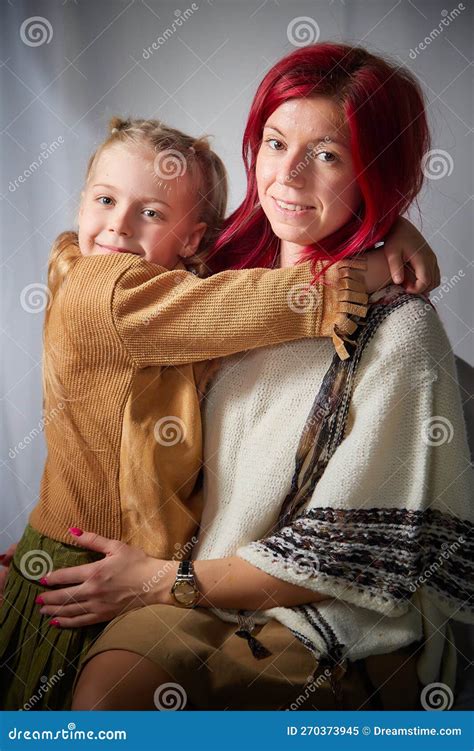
left=29, top=245, right=367, bottom=558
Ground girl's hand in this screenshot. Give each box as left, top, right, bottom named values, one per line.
left=381, top=217, right=440, bottom=294
left=34, top=529, right=176, bottom=628
left=0, top=542, right=18, bottom=606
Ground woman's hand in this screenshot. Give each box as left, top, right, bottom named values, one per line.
left=380, top=217, right=440, bottom=294
left=34, top=529, right=176, bottom=628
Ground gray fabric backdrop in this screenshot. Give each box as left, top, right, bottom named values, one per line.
left=1, top=0, right=472, bottom=545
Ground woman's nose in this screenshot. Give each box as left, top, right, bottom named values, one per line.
left=275, top=154, right=305, bottom=188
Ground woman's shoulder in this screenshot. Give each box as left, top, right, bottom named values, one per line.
left=364, top=287, right=452, bottom=364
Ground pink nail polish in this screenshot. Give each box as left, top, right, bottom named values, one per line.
left=69, top=527, right=83, bottom=536
left=35, top=596, right=44, bottom=605
left=39, top=577, right=48, bottom=586
left=50, top=619, right=60, bottom=627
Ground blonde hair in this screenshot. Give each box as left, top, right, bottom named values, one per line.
left=43, top=116, right=228, bottom=411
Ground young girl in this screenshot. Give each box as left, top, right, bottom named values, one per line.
left=0, top=116, right=438, bottom=710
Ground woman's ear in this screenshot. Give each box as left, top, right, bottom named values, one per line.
left=182, top=221, right=207, bottom=257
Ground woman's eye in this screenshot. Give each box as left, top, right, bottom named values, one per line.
left=315, top=151, right=337, bottom=163
left=97, top=196, right=113, bottom=205
left=265, top=138, right=285, bottom=151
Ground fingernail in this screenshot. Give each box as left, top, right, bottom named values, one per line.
left=39, top=577, right=48, bottom=586
left=50, top=619, right=60, bottom=627
left=69, top=527, right=83, bottom=537
left=35, top=596, right=44, bottom=605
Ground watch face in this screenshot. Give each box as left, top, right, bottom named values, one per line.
left=173, top=581, right=197, bottom=606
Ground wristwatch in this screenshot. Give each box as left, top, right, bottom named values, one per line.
left=170, top=560, right=200, bottom=608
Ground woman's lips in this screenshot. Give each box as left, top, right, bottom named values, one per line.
left=271, top=196, right=315, bottom=217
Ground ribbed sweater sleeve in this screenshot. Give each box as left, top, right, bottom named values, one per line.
left=111, top=256, right=349, bottom=366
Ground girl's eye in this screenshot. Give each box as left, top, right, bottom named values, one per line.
left=315, top=151, right=337, bottom=163
left=97, top=196, right=113, bottom=205
left=143, top=209, right=163, bottom=219
left=265, top=137, right=285, bottom=151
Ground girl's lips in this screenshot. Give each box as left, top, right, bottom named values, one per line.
left=271, top=196, right=315, bottom=218
left=96, top=243, right=139, bottom=255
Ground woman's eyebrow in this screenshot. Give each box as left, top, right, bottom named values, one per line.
left=263, top=124, right=349, bottom=149
left=92, top=183, right=170, bottom=206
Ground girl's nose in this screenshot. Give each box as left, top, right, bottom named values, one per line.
left=109, top=209, right=132, bottom=236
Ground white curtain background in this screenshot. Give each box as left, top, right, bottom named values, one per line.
left=1, top=0, right=473, bottom=709
left=1, top=0, right=472, bottom=543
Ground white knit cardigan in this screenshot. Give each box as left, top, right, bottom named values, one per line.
left=193, top=288, right=473, bottom=690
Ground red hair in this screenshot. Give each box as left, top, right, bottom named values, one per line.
left=206, top=43, right=430, bottom=274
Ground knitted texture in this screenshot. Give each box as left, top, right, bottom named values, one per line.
left=29, top=248, right=355, bottom=556
left=194, top=289, right=473, bottom=688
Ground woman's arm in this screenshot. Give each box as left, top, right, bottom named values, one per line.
left=32, top=532, right=328, bottom=627
left=154, top=556, right=329, bottom=610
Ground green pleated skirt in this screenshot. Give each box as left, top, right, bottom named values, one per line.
left=0, top=523, right=107, bottom=710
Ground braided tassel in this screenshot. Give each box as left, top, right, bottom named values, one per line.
left=235, top=612, right=273, bottom=660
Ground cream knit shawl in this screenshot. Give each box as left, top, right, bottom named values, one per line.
left=193, top=288, right=473, bottom=690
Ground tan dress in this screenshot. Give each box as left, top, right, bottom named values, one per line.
left=73, top=604, right=423, bottom=710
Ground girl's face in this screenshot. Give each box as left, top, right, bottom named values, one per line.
left=256, top=96, right=362, bottom=248
left=78, top=143, right=206, bottom=268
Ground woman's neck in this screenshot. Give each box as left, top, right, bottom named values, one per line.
left=278, top=240, right=306, bottom=269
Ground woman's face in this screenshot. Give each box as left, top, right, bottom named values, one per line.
left=256, top=96, right=362, bottom=247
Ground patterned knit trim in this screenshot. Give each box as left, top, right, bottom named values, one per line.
left=249, top=507, right=473, bottom=616
left=246, top=291, right=473, bottom=649
left=276, top=292, right=417, bottom=531
left=300, top=605, right=345, bottom=665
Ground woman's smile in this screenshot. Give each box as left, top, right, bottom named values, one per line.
left=271, top=196, right=316, bottom=218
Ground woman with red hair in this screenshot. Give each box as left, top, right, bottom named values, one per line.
left=28, top=44, right=474, bottom=710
